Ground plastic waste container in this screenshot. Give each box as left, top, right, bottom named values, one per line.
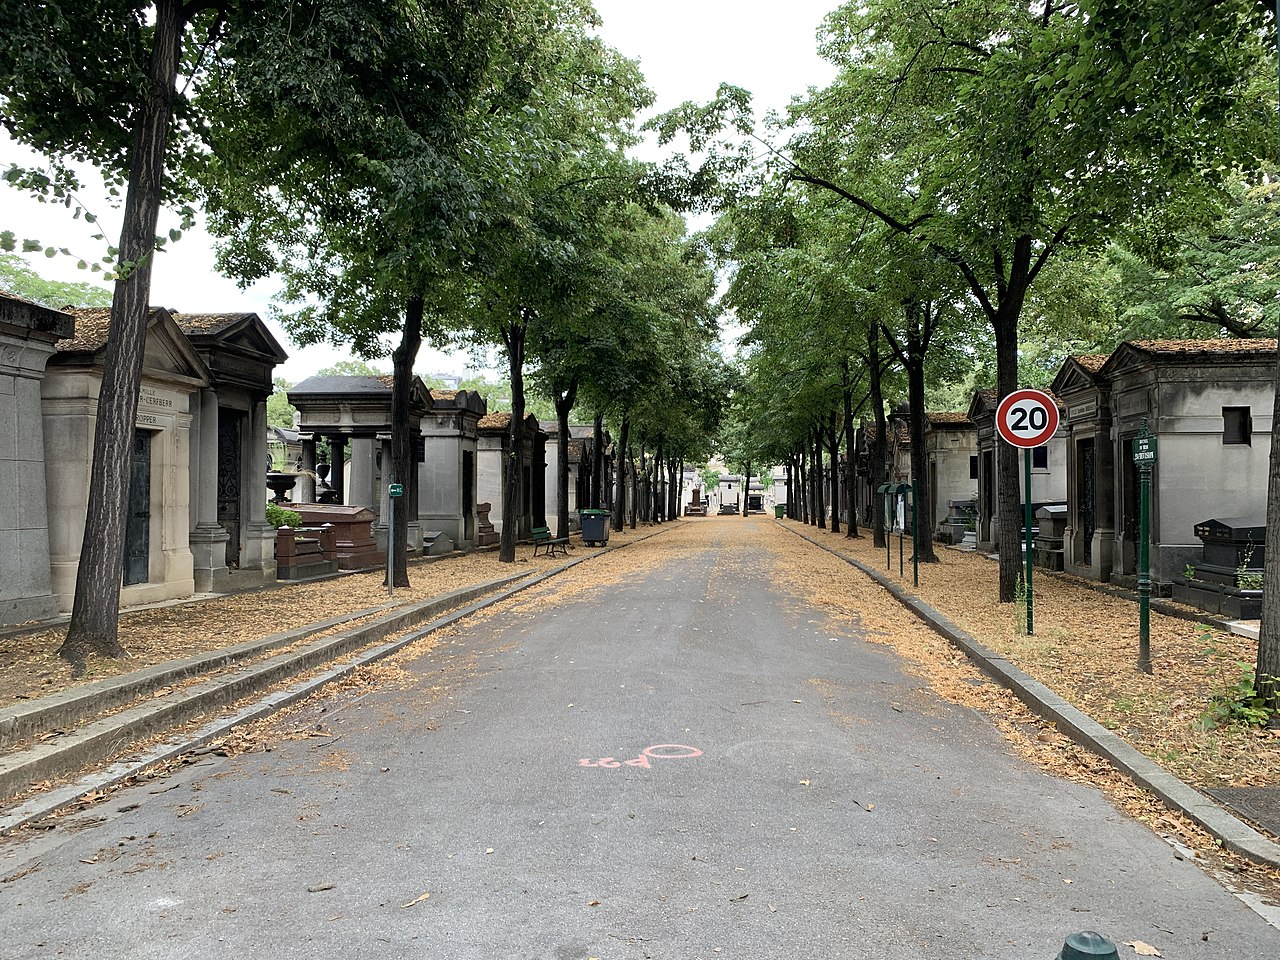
left=774, top=504, right=785, bottom=519
left=579, top=509, right=611, bottom=546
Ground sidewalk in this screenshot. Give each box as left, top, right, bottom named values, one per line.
left=776, top=518, right=1280, bottom=865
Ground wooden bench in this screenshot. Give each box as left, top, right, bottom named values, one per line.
left=531, top=526, right=569, bottom=558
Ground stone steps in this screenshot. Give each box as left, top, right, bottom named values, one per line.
left=0, top=574, right=531, bottom=810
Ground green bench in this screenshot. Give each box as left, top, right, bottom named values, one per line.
left=531, top=526, right=569, bottom=558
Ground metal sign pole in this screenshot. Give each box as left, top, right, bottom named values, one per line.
left=387, top=480, right=395, bottom=599
left=1024, top=449, right=1034, bottom=636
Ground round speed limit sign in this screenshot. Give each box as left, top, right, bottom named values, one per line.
left=995, top=388, right=1059, bottom=448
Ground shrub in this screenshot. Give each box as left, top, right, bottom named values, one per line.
left=266, top=503, right=302, bottom=529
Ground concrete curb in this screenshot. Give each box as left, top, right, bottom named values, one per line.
left=0, top=575, right=533, bottom=801
left=0, top=602, right=404, bottom=750
left=778, top=520, right=1280, bottom=870
left=0, top=522, right=677, bottom=833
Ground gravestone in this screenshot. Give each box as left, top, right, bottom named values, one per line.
left=475, top=502, right=499, bottom=546
left=1034, top=504, right=1068, bottom=571
left=423, top=530, right=454, bottom=557
left=939, top=498, right=976, bottom=545
left=292, top=504, right=385, bottom=569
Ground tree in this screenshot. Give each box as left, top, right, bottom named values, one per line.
left=1, top=0, right=233, bottom=669
left=0, top=254, right=112, bottom=309
left=1105, top=175, right=1280, bottom=342
left=779, top=0, right=1272, bottom=600
left=266, top=377, right=295, bottom=429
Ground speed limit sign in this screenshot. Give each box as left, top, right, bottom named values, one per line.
left=995, top=388, right=1059, bottom=448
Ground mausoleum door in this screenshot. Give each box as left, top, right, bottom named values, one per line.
left=981, top=449, right=995, bottom=539
left=1120, top=446, right=1139, bottom=574
left=217, top=409, right=243, bottom=567
left=1080, top=438, right=1095, bottom=565
left=462, top=450, right=475, bottom=541
left=124, top=429, right=152, bottom=586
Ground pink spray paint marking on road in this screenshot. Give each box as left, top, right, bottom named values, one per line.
left=578, top=743, right=703, bottom=769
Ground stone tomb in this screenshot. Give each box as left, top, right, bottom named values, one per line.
left=0, top=294, right=73, bottom=622
left=291, top=503, right=384, bottom=570
left=288, top=374, right=433, bottom=555
left=1054, top=339, right=1276, bottom=590
left=476, top=412, right=545, bottom=539
left=1171, top=516, right=1265, bottom=619
left=474, top=502, right=499, bottom=547
left=419, top=388, right=485, bottom=550
left=1033, top=504, right=1068, bottom=571
left=44, top=307, right=209, bottom=611
left=175, top=312, right=287, bottom=593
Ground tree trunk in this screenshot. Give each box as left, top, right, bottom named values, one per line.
left=906, top=357, right=938, bottom=562
left=60, top=0, right=185, bottom=672
left=1258, top=341, right=1280, bottom=715
left=828, top=413, right=841, bottom=535
left=869, top=326, right=888, bottom=549
left=553, top=378, right=578, bottom=539
left=843, top=370, right=859, bottom=538
left=387, top=294, right=422, bottom=588
left=591, top=412, right=604, bottom=509
left=786, top=454, right=795, bottom=519
left=797, top=448, right=808, bottom=524
left=742, top=462, right=751, bottom=519
left=612, top=415, right=630, bottom=531
left=994, top=260, right=1032, bottom=601
left=813, top=429, right=826, bottom=530
left=652, top=445, right=663, bottom=522
left=628, top=445, right=638, bottom=529
left=500, top=316, right=528, bottom=563
left=668, top=458, right=679, bottom=520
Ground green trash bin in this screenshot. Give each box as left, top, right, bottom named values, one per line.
left=774, top=504, right=785, bottom=519
left=579, top=509, right=611, bottom=546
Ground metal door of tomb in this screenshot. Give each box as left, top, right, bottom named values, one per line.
left=1080, top=438, right=1095, bottom=565
left=217, top=409, right=242, bottom=568
left=123, top=429, right=151, bottom=585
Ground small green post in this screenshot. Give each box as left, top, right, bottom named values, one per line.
left=1024, top=448, right=1034, bottom=636
left=387, top=480, right=395, bottom=599
left=1134, top=417, right=1156, bottom=674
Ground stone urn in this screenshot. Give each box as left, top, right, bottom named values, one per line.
left=266, top=470, right=298, bottom=503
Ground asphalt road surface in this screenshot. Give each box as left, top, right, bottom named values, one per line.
left=1, top=520, right=1277, bottom=959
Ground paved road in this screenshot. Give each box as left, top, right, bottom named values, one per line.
left=1, top=520, right=1276, bottom=959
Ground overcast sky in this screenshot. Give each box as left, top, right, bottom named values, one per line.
left=0, top=1, right=839, bottom=382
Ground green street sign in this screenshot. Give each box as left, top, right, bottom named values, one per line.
left=1132, top=435, right=1158, bottom=464
left=388, top=483, right=404, bottom=498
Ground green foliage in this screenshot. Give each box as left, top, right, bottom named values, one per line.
left=266, top=376, right=295, bottom=429
left=1013, top=576, right=1030, bottom=637
left=1105, top=174, right=1280, bottom=342
left=1199, top=629, right=1275, bottom=729
left=1236, top=543, right=1263, bottom=591
left=265, top=503, right=302, bottom=530
left=0, top=253, right=111, bottom=309
left=317, top=360, right=388, bottom=378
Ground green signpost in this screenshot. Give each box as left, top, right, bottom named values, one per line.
left=1133, top=419, right=1157, bottom=674
left=995, top=389, right=1060, bottom=635
left=387, top=481, right=403, bottom=598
